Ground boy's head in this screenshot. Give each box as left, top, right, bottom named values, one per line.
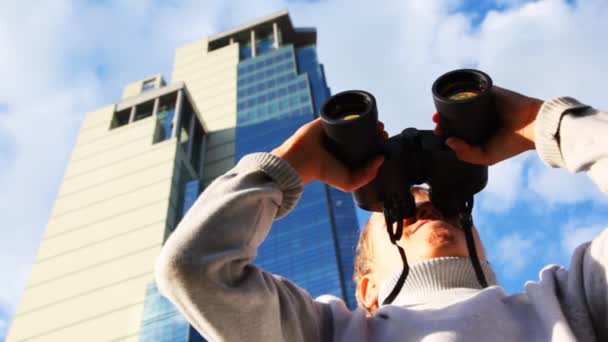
left=353, top=187, right=486, bottom=314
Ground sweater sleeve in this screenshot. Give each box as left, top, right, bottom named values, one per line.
left=553, top=229, right=608, bottom=341
left=154, top=153, right=333, bottom=342
left=535, top=98, right=608, bottom=339
left=535, top=97, right=608, bottom=192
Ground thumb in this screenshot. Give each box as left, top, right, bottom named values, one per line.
left=445, top=138, right=487, bottom=165
left=347, top=155, right=384, bottom=191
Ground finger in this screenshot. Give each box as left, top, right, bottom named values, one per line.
left=377, top=121, right=385, bottom=131
left=306, top=117, right=322, bottom=131
left=324, top=154, right=383, bottom=192
left=346, top=155, right=384, bottom=191
left=375, top=125, right=389, bottom=141
left=434, top=125, right=443, bottom=136
left=318, top=152, right=353, bottom=190
left=432, top=112, right=440, bottom=123
left=376, top=128, right=389, bottom=138
left=445, top=138, right=488, bottom=165
left=432, top=112, right=443, bottom=136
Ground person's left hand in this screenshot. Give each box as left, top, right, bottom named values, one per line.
left=432, top=86, right=543, bottom=165
left=272, top=118, right=386, bottom=192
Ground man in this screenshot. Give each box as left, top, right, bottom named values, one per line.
left=155, top=86, right=607, bottom=341
left=353, top=187, right=490, bottom=315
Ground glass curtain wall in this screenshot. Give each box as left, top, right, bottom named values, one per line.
left=139, top=283, right=205, bottom=342
left=235, top=45, right=360, bottom=308
left=141, top=95, right=208, bottom=342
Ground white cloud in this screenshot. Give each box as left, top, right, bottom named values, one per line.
left=478, top=152, right=531, bottom=213
left=561, top=222, right=606, bottom=256
left=0, top=0, right=226, bottom=317
left=1, top=0, right=608, bottom=330
left=494, top=232, right=537, bottom=277
left=527, top=158, right=607, bottom=206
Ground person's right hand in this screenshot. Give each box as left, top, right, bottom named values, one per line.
left=433, top=86, right=544, bottom=165
left=271, top=118, right=386, bottom=192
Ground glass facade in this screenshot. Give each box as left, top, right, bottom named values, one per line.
left=142, top=79, right=156, bottom=92
left=155, top=102, right=175, bottom=142
left=236, top=44, right=360, bottom=308
left=181, top=179, right=200, bottom=218
left=140, top=91, right=208, bottom=341
left=256, top=33, right=274, bottom=55
left=139, top=282, right=205, bottom=342
left=140, top=31, right=361, bottom=342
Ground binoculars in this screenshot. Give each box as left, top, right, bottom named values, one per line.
left=320, top=69, right=498, bottom=219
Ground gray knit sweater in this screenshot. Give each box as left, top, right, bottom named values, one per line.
left=155, top=97, right=608, bottom=341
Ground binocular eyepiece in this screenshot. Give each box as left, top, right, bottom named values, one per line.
left=320, top=69, right=497, bottom=218
left=433, top=69, right=496, bottom=145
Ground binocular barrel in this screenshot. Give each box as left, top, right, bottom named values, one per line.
left=320, top=91, right=379, bottom=168
left=320, top=69, right=496, bottom=215
left=432, top=69, right=497, bottom=145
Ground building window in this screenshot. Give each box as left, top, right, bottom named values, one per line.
left=153, top=92, right=177, bottom=143
left=175, top=97, right=206, bottom=176
left=257, top=33, right=274, bottom=55
left=181, top=179, right=200, bottom=218
left=178, top=101, right=193, bottom=155
left=240, top=41, right=252, bottom=60
left=134, top=100, right=154, bottom=121
left=139, top=282, right=205, bottom=341
left=110, top=108, right=131, bottom=129
left=190, top=120, right=204, bottom=176
left=141, top=79, right=156, bottom=92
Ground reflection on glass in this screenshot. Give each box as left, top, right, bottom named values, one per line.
left=139, top=282, right=205, bottom=342
left=155, top=104, right=174, bottom=142
left=181, top=179, right=200, bottom=218
left=234, top=45, right=359, bottom=308
left=240, top=42, right=252, bottom=60
left=141, top=79, right=156, bottom=92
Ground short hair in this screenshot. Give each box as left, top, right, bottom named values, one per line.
left=353, top=186, right=429, bottom=313
left=353, top=215, right=375, bottom=311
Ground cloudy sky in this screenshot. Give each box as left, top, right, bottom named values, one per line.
left=1, top=0, right=608, bottom=339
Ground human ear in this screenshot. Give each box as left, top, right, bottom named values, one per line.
left=358, top=274, right=379, bottom=311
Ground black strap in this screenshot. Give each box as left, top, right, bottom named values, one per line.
left=381, top=196, right=487, bottom=307
left=381, top=206, right=409, bottom=306
left=460, top=198, right=488, bottom=288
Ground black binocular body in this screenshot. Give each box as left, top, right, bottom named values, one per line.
left=320, top=69, right=498, bottom=219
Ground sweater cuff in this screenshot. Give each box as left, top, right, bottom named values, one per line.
left=535, top=97, right=590, bottom=168
left=235, top=152, right=304, bottom=218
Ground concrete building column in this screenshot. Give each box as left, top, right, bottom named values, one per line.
left=129, top=106, right=136, bottom=123
left=187, top=112, right=196, bottom=158
left=198, top=135, right=207, bottom=178
left=152, top=97, right=159, bottom=117
left=172, top=89, right=184, bottom=139
left=273, top=22, right=280, bottom=49
left=250, top=30, right=256, bottom=57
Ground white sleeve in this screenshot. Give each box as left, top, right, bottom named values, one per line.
left=535, top=97, right=608, bottom=192
left=154, top=153, right=334, bottom=342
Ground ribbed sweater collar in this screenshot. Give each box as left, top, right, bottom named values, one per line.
left=378, top=257, right=498, bottom=306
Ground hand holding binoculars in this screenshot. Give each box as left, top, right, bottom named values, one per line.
left=320, top=69, right=499, bottom=220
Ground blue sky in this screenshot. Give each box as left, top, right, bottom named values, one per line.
left=1, top=0, right=608, bottom=340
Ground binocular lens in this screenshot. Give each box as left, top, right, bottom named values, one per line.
left=323, top=92, right=372, bottom=121
left=320, top=90, right=379, bottom=171
left=341, top=114, right=361, bottom=121
left=448, top=90, right=480, bottom=101
left=432, top=69, right=495, bottom=145
left=439, top=81, right=486, bottom=101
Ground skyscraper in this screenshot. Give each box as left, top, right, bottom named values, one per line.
left=7, top=10, right=360, bottom=341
